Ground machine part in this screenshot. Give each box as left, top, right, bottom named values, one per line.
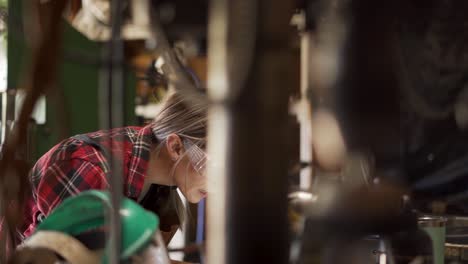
left=67, top=0, right=152, bottom=41
left=396, top=0, right=468, bottom=121
left=206, top=1, right=295, bottom=264
left=0, top=0, right=67, bottom=260
left=298, top=0, right=349, bottom=176
left=83, top=0, right=111, bottom=25
left=97, top=0, right=126, bottom=262
left=445, top=243, right=468, bottom=263
left=443, top=217, right=468, bottom=263
left=147, top=5, right=207, bottom=108
left=34, top=190, right=168, bottom=263
left=375, top=238, right=395, bottom=264
left=19, top=231, right=100, bottom=263
left=320, top=237, right=395, bottom=264
left=288, top=189, right=316, bottom=264
left=418, top=216, right=447, bottom=264
left=293, top=10, right=314, bottom=190
left=303, top=183, right=415, bottom=235
left=205, top=0, right=229, bottom=262
left=224, top=0, right=257, bottom=103
left=390, top=228, right=433, bottom=264
left=339, top=151, right=375, bottom=188
left=8, top=247, right=62, bottom=264
left=311, top=108, right=347, bottom=171
left=293, top=1, right=349, bottom=189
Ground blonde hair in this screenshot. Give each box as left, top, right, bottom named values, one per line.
left=151, top=90, right=207, bottom=147
left=150, top=90, right=208, bottom=228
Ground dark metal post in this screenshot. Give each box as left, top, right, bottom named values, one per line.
left=207, top=0, right=295, bottom=263
left=100, top=0, right=125, bottom=262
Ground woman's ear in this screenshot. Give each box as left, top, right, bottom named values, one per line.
left=166, top=134, right=184, bottom=161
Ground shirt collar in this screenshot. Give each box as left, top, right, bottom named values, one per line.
left=126, top=124, right=156, bottom=199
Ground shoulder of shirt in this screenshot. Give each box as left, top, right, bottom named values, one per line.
left=40, top=138, right=100, bottom=165
left=36, top=126, right=144, bottom=166
left=85, top=126, right=143, bottom=144
left=29, top=139, right=100, bottom=182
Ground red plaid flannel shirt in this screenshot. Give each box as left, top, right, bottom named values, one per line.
left=20, top=124, right=155, bottom=238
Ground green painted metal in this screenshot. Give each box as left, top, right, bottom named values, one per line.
left=7, top=1, right=136, bottom=162
left=36, top=190, right=160, bottom=261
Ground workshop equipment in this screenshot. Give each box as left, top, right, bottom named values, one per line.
left=418, top=216, right=447, bottom=264
left=445, top=217, right=468, bottom=263
left=13, top=190, right=170, bottom=264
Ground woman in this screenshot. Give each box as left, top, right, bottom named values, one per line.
left=21, top=90, right=208, bottom=246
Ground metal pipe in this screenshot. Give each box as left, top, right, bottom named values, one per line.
left=299, top=30, right=314, bottom=190
left=100, top=0, right=125, bottom=262
left=206, top=0, right=229, bottom=262
left=148, top=8, right=207, bottom=107
left=207, top=0, right=295, bottom=263
left=290, top=10, right=314, bottom=191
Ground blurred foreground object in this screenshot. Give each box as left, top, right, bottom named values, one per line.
left=12, top=190, right=170, bottom=264
left=65, top=0, right=151, bottom=41
left=0, top=0, right=67, bottom=260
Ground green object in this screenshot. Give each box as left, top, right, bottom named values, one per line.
left=35, top=190, right=159, bottom=262
left=419, top=216, right=447, bottom=264
left=8, top=0, right=137, bottom=163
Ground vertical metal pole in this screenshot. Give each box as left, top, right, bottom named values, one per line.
left=299, top=31, right=314, bottom=190
left=206, top=0, right=229, bottom=262
left=1, top=92, right=7, bottom=144
left=207, top=0, right=295, bottom=263
left=1, top=90, right=16, bottom=146
left=131, top=0, right=150, bottom=27
left=100, top=0, right=124, bottom=262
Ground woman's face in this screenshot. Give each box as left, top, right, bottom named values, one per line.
left=172, top=141, right=207, bottom=203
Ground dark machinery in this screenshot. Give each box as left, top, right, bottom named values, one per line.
left=2, top=0, right=468, bottom=263
left=291, top=0, right=468, bottom=263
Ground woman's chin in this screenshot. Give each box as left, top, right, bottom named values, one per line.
left=182, top=188, right=207, bottom=203
left=186, top=192, right=204, bottom=204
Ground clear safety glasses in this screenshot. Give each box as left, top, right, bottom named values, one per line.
left=183, top=140, right=208, bottom=176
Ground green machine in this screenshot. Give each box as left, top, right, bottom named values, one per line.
left=6, top=0, right=136, bottom=162
left=19, top=190, right=170, bottom=264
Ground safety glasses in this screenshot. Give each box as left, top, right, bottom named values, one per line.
left=183, top=140, right=208, bottom=176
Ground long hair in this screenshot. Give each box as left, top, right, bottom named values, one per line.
left=151, top=91, right=207, bottom=146
left=149, top=90, right=207, bottom=229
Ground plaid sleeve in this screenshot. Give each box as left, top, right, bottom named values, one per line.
left=35, top=159, right=108, bottom=217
